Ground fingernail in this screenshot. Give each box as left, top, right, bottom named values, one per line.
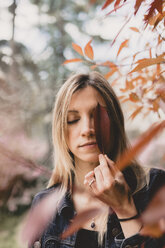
left=99, top=154, right=103, bottom=159
left=84, top=179, right=87, bottom=184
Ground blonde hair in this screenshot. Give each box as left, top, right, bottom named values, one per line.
left=48, top=71, right=147, bottom=243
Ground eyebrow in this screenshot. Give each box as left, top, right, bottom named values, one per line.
left=68, top=110, right=78, bottom=113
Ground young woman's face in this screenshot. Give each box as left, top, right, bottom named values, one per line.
left=66, top=86, right=106, bottom=164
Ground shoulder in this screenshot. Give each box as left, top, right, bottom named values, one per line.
left=133, top=167, right=165, bottom=211
left=148, top=167, right=165, bottom=197
left=32, top=183, right=61, bottom=207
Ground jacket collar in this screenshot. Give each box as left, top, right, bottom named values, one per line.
left=57, top=190, right=74, bottom=216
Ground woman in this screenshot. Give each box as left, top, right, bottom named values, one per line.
left=31, top=71, right=165, bottom=248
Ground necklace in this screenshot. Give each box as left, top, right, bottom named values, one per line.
left=90, top=218, right=96, bottom=229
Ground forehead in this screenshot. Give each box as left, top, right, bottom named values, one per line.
left=68, top=86, right=105, bottom=110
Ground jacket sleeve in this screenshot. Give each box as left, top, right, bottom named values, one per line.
left=113, top=168, right=165, bottom=248
left=114, top=232, right=165, bottom=248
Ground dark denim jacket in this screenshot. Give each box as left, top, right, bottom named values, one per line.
left=31, top=168, right=165, bottom=248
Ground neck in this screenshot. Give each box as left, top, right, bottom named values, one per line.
left=74, top=159, right=98, bottom=189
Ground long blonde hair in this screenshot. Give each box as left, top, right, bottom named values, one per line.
left=48, top=71, right=147, bottom=243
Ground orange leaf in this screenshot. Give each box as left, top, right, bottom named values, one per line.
left=101, top=61, right=118, bottom=69
left=116, top=120, right=165, bottom=171
left=102, top=0, right=114, bottom=10
left=130, top=54, right=165, bottom=73
left=114, top=0, right=122, bottom=9
left=149, top=48, right=152, bottom=58
left=134, top=0, right=144, bottom=15
left=140, top=223, right=164, bottom=238
left=130, top=106, right=143, bottom=120
left=63, top=58, right=83, bottom=65
left=144, top=0, right=163, bottom=23
left=90, top=64, right=98, bottom=70
left=104, top=69, right=117, bottom=79
left=84, top=40, right=94, bottom=60
left=117, top=39, right=129, bottom=57
left=153, top=12, right=165, bottom=29
left=129, top=27, right=140, bottom=32
left=129, top=92, right=139, bottom=102
left=72, top=43, right=84, bottom=56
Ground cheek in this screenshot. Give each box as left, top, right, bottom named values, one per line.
left=66, top=127, right=76, bottom=150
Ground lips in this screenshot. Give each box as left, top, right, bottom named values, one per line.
left=79, top=141, right=97, bottom=147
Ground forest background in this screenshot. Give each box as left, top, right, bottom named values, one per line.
left=0, top=0, right=164, bottom=247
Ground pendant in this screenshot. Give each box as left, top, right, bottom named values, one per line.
left=91, top=220, right=96, bottom=229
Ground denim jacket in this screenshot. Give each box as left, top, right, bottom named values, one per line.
left=31, top=168, right=165, bottom=248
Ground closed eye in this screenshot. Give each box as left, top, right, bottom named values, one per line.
left=67, top=119, right=79, bottom=124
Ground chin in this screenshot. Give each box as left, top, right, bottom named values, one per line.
left=80, top=153, right=99, bottom=163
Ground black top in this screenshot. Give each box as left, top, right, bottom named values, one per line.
left=75, top=229, right=100, bottom=248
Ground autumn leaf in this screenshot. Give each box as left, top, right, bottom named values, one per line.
left=117, top=39, right=129, bottom=57
left=153, top=12, right=165, bottom=29
left=84, top=40, right=94, bottom=60
left=140, top=186, right=165, bottom=238
left=116, top=120, right=165, bottom=171
left=21, top=189, right=61, bottom=245
left=102, top=0, right=114, bottom=10
left=106, top=2, right=127, bottom=16
left=144, top=0, right=163, bottom=23
left=130, top=106, right=143, bottom=120
left=63, top=58, right=83, bottom=65
left=104, top=69, right=117, bottom=79
left=114, top=0, right=122, bottom=9
left=72, top=43, right=84, bottom=56
left=141, top=186, right=165, bottom=225
left=129, top=92, right=140, bottom=102
left=130, top=54, right=165, bottom=73
left=129, top=27, right=140, bottom=32
left=140, top=222, right=164, bottom=238
left=93, top=103, right=111, bottom=156
left=134, top=0, right=144, bottom=15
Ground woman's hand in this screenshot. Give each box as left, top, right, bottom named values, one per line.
left=84, top=154, right=137, bottom=218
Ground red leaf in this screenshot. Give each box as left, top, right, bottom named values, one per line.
left=134, top=0, right=144, bottom=15
left=114, top=0, right=122, bottom=9
left=144, top=0, right=163, bottom=23
left=141, top=186, right=165, bottom=225
left=117, top=39, right=129, bottom=57
left=63, top=58, right=83, bottom=65
left=21, top=189, right=61, bottom=245
left=72, top=43, right=84, bottom=56
left=116, top=120, right=165, bottom=171
left=94, top=103, right=111, bottom=156
left=84, top=40, right=94, bottom=60
left=106, top=2, right=128, bottom=16
left=140, top=186, right=165, bottom=238
left=102, top=0, right=114, bottom=10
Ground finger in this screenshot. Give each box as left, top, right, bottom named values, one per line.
left=104, top=155, right=118, bottom=175
left=99, top=154, right=113, bottom=185
left=104, top=155, right=127, bottom=185
left=84, top=171, right=95, bottom=186
left=94, top=166, right=104, bottom=192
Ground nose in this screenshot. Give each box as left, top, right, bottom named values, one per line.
left=81, top=116, right=95, bottom=137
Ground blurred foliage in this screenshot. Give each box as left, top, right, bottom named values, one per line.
left=0, top=212, right=25, bottom=248
left=0, top=0, right=105, bottom=213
